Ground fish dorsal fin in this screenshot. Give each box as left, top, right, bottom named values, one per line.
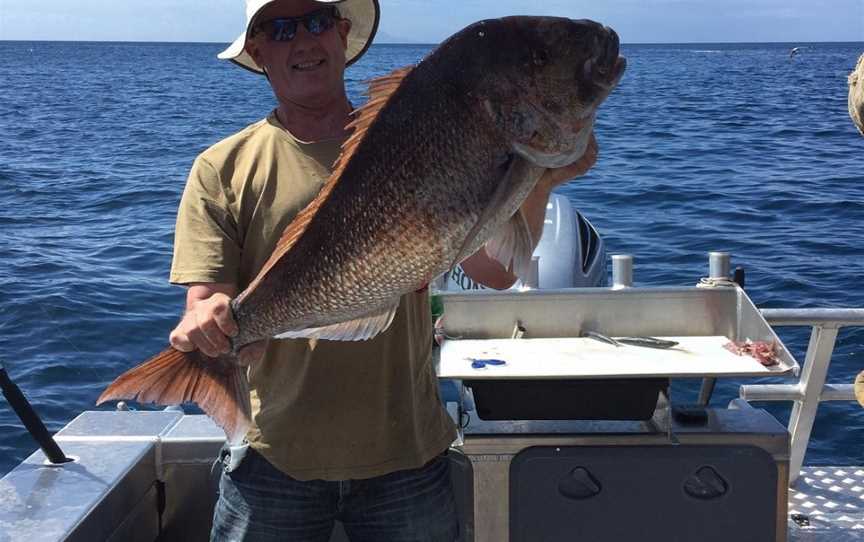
left=240, top=170, right=339, bottom=298
left=332, top=66, right=414, bottom=180
left=239, top=66, right=414, bottom=300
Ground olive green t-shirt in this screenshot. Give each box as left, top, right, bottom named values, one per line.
left=170, top=112, right=456, bottom=481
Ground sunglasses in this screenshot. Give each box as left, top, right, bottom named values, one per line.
left=253, top=7, right=341, bottom=42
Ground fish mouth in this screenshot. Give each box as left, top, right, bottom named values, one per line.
left=581, top=27, right=626, bottom=90
left=585, top=56, right=626, bottom=91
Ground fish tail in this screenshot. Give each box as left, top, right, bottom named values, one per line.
left=97, top=347, right=251, bottom=443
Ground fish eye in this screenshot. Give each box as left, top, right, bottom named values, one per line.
left=532, top=50, right=548, bottom=67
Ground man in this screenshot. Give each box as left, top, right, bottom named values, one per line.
left=170, top=0, right=598, bottom=540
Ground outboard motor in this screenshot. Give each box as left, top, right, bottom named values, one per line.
left=439, top=193, right=607, bottom=291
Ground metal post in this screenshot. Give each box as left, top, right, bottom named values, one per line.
left=524, top=257, right=540, bottom=289
left=697, top=252, right=732, bottom=406
left=611, top=254, right=633, bottom=289
left=788, top=325, right=839, bottom=485
left=708, top=251, right=730, bottom=279
left=696, top=378, right=716, bottom=407
left=0, top=361, right=71, bottom=464
left=740, top=383, right=854, bottom=402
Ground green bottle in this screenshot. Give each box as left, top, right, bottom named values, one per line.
left=430, top=293, right=444, bottom=321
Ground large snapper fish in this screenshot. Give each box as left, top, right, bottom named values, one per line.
left=99, top=16, right=626, bottom=440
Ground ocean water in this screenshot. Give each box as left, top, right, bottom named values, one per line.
left=1, top=41, right=863, bottom=476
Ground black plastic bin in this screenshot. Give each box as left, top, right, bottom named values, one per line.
left=465, top=378, right=668, bottom=421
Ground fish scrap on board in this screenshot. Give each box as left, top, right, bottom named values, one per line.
left=98, top=16, right=627, bottom=441
left=723, top=340, right=779, bottom=367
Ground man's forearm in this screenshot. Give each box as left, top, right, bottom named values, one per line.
left=185, top=283, right=238, bottom=311
left=518, top=178, right=554, bottom=249
left=460, top=180, right=554, bottom=290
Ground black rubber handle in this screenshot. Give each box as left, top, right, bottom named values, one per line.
left=558, top=467, right=602, bottom=500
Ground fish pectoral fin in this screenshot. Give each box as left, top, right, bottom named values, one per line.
left=450, top=154, right=542, bottom=274
left=97, top=348, right=251, bottom=444
left=450, top=155, right=519, bottom=270
left=273, top=302, right=400, bottom=341
left=485, top=208, right=535, bottom=281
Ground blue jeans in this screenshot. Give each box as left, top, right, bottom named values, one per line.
left=210, top=446, right=459, bottom=542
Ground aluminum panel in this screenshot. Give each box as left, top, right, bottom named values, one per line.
left=457, top=407, right=789, bottom=542
left=438, top=287, right=738, bottom=339
left=437, top=287, right=798, bottom=377
left=0, top=441, right=156, bottom=542
left=163, top=414, right=224, bottom=440
left=162, top=415, right=226, bottom=464
left=56, top=410, right=183, bottom=437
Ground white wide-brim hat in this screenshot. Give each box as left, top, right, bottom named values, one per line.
left=217, top=0, right=380, bottom=74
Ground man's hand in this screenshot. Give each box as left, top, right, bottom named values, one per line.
left=169, top=283, right=267, bottom=366
left=536, top=132, right=598, bottom=192
left=170, top=291, right=237, bottom=357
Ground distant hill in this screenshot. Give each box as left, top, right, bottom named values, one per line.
left=374, top=29, right=432, bottom=44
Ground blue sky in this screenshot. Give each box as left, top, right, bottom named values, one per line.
left=0, top=0, right=862, bottom=43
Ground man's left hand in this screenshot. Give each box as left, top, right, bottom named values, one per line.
left=536, top=132, right=598, bottom=192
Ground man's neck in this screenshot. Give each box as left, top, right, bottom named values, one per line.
left=275, top=98, right=353, bottom=142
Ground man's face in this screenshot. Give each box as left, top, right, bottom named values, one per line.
left=246, top=0, right=352, bottom=110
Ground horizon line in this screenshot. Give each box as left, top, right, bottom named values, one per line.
left=1, top=38, right=862, bottom=46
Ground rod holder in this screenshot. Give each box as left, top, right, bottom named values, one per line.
left=708, top=251, right=731, bottom=279
left=611, top=254, right=633, bottom=289
left=0, top=362, right=71, bottom=464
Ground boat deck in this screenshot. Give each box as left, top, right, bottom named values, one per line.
left=2, top=286, right=862, bottom=541
left=789, top=467, right=864, bottom=541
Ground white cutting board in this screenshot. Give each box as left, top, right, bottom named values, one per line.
left=437, top=336, right=791, bottom=379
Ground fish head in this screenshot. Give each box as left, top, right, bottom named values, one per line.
left=456, top=17, right=626, bottom=168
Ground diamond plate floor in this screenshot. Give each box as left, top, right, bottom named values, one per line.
left=789, top=467, right=864, bottom=541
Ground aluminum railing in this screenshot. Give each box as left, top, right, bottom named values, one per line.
left=740, top=308, right=864, bottom=485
